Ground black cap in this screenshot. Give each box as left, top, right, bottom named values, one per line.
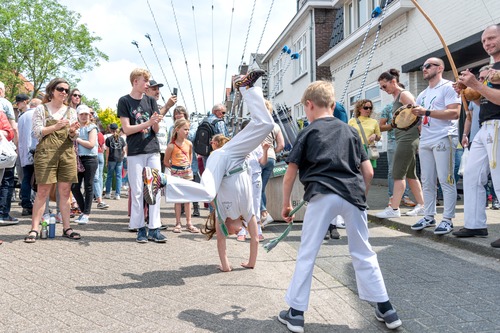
left=109, top=123, right=118, bottom=130
left=15, top=93, right=30, bottom=103
left=149, top=80, right=164, bottom=88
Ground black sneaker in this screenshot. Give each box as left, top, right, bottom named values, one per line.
left=491, top=238, right=500, bottom=248
left=278, top=309, right=304, bottom=333
left=324, top=231, right=330, bottom=240
left=233, top=69, right=265, bottom=90
left=492, top=198, right=500, bottom=210
left=329, top=225, right=340, bottom=240
left=452, top=228, right=488, bottom=238
left=22, top=208, right=32, bottom=216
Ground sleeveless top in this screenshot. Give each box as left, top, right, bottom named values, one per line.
left=171, top=140, right=191, bottom=168
left=393, top=91, right=419, bottom=143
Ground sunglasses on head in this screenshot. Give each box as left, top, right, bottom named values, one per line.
left=363, top=106, right=373, bottom=110
left=55, top=86, right=69, bottom=94
left=73, top=93, right=81, bottom=98
left=420, top=63, right=440, bottom=70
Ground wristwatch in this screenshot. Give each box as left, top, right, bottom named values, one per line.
left=425, top=109, right=431, bottom=117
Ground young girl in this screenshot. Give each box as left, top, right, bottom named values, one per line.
left=105, top=123, right=126, bottom=199
left=143, top=69, right=272, bottom=271
left=164, top=118, right=199, bottom=233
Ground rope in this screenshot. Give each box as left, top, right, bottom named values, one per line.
left=170, top=0, right=198, bottom=113
left=144, top=33, right=172, bottom=97
left=191, top=1, right=207, bottom=113
left=131, top=41, right=152, bottom=75
left=146, top=0, right=186, bottom=101
left=240, top=0, right=257, bottom=67
left=338, top=7, right=380, bottom=106
left=262, top=46, right=290, bottom=92
left=222, top=0, right=236, bottom=103
left=354, top=4, right=389, bottom=102
left=212, top=0, right=215, bottom=108
left=250, top=0, right=275, bottom=66
left=263, top=200, right=307, bottom=252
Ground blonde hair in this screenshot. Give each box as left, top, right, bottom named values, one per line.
left=129, top=68, right=150, bottom=85
left=301, top=81, right=335, bottom=109
left=202, top=211, right=216, bottom=240
left=354, top=99, right=373, bottom=118
left=211, top=134, right=230, bottom=149
left=171, top=118, right=190, bottom=143
left=264, top=99, right=273, bottom=114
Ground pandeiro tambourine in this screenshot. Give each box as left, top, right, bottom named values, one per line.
left=392, top=104, right=419, bottom=131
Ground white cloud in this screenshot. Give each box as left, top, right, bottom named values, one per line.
left=57, top=0, right=296, bottom=114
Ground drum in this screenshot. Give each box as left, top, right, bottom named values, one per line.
left=392, top=104, right=419, bottom=131
left=463, top=87, right=481, bottom=101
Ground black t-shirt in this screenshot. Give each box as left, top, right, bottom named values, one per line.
left=105, top=135, right=126, bottom=162
left=479, top=61, right=500, bottom=124
left=117, top=94, right=160, bottom=156
left=286, top=117, right=368, bottom=210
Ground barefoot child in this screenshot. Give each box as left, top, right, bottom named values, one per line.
left=143, top=69, right=273, bottom=271
left=278, top=81, right=402, bottom=332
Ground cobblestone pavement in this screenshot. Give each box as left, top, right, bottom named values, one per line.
left=0, top=187, right=499, bottom=332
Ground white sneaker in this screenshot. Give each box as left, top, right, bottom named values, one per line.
left=375, top=206, right=401, bottom=218
left=261, top=214, right=274, bottom=228
left=335, top=215, right=346, bottom=229
left=405, top=204, right=425, bottom=216
left=114, top=195, right=121, bottom=200
left=104, top=193, right=111, bottom=200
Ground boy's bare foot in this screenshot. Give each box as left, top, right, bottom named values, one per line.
left=241, top=262, right=254, bottom=269
left=218, top=265, right=232, bottom=272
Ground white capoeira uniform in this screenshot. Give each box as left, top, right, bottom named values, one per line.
left=416, top=79, right=461, bottom=220
left=164, top=86, right=274, bottom=222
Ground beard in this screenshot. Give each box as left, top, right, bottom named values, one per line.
left=424, top=71, right=438, bottom=81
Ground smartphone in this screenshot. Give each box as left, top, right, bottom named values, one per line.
left=173, top=87, right=177, bottom=96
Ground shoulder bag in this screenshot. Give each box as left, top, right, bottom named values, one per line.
left=355, top=118, right=379, bottom=160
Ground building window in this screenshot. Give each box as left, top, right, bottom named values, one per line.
left=271, top=56, right=283, bottom=96
left=293, top=33, right=307, bottom=78
left=344, top=0, right=379, bottom=36
left=347, top=83, right=381, bottom=118
left=294, top=102, right=305, bottom=120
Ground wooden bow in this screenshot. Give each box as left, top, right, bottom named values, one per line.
left=410, top=0, right=469, bottom=112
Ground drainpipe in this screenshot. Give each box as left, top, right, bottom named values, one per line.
left=309, top=9, right=315, bottom=82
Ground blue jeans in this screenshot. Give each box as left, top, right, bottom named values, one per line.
left=93, top=153, right=104, bottom=199
left=106, top=161, right=123, bottom=195
left=260, top=158, right=275, bottom=212
left=21, top=164, right=34, bottom=209
left=0, top=167, right=15, bottom=217
left=387, top=140, right=410, bottom=198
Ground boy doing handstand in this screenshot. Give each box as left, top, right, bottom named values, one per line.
left=278, top=81, right=402, bottom=332
left=143, top=69, right=274, bottom=271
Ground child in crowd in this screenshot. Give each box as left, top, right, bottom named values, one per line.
left=236, top=119, right=269, bottom=242
left=143, top=69, right=273, bottom=271
left=163, top=118, right=199, bottom=233
left=278, top=80, right=401, bottom=332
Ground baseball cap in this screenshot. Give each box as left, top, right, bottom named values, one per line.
left=76, top=105, right=91, bottom=115
left=15, top=94, right=30, bottom=103
left=109, top=123, right=118, bottom=130
left=149, top=80, right=164, bottom=88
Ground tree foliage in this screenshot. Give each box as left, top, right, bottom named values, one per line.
left=98, top=107, right=121, bottom=132
left=0, top=0, right=108, bottom=101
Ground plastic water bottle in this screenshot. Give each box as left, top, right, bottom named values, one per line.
left=40, top=221, right=48, bottom=239
left=48, top=215, right=56, bottom=238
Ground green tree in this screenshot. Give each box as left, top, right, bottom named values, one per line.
left=98, top=107, right=121, bottom=133
left=0, top=0, right=108, bottom=100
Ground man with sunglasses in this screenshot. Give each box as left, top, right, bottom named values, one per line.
left=411, top=57, right=461, bottom=235
left=453, top=24, right=500, bottom=248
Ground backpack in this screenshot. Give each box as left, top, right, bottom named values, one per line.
left=193, top=118, right=224, bottom=156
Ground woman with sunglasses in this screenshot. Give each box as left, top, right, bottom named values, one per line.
left=25, top=78, right=81, bottom=243
left=348, top=99, right=380, bottom=195
left=375, top=69, right=424, bottom=219
left=67, top=89, right=82, bottom=109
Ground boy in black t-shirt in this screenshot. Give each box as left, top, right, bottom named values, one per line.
left=117, top=68, right=166, bottom=243
left=278, top=81, right=402, bottom=332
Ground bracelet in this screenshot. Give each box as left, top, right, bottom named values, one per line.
left=425, top=110, right=431, bottom=117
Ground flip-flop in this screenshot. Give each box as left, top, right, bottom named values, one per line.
left=186, top=225, right=200, bottom=233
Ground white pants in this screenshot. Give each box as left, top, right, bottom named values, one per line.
left=419, top=136, right=457, bottom=219
left=128, top=153, right=161, bottom=229
left=165, top=86, right=274, bottom=221
left=285, top=193, right=389, bottom=311
left=464, top=121, right=500, bottom=229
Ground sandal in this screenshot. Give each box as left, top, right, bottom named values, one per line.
left=186, top=224, right=200, bottom=233
left=63, top=228, right=81, bottom=240
left=24, top=230, right=38, bottom=243
left=173, top=224, right=182, bottom=233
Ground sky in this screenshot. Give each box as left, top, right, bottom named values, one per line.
left=57, top=0, right=298, bottom=118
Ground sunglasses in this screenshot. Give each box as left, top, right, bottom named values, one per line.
left=55, top=86, right=69, bottom=94
left=363, top=106, right=373, bottom=110
left=73, top=93, right=82, bottom=98
left=420, top=63, right=440, bottom=70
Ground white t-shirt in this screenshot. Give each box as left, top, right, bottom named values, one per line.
left=416, top=79, right=461, bottom=144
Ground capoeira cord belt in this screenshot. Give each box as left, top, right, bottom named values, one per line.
left=263, top=200, right=307, bottom=252
left=215, top=162, right=250, bottom=237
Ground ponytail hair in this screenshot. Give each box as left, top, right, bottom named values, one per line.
left=201, top=211, right=216, bottom=240
left=378, top=68, right=400, bottom=82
